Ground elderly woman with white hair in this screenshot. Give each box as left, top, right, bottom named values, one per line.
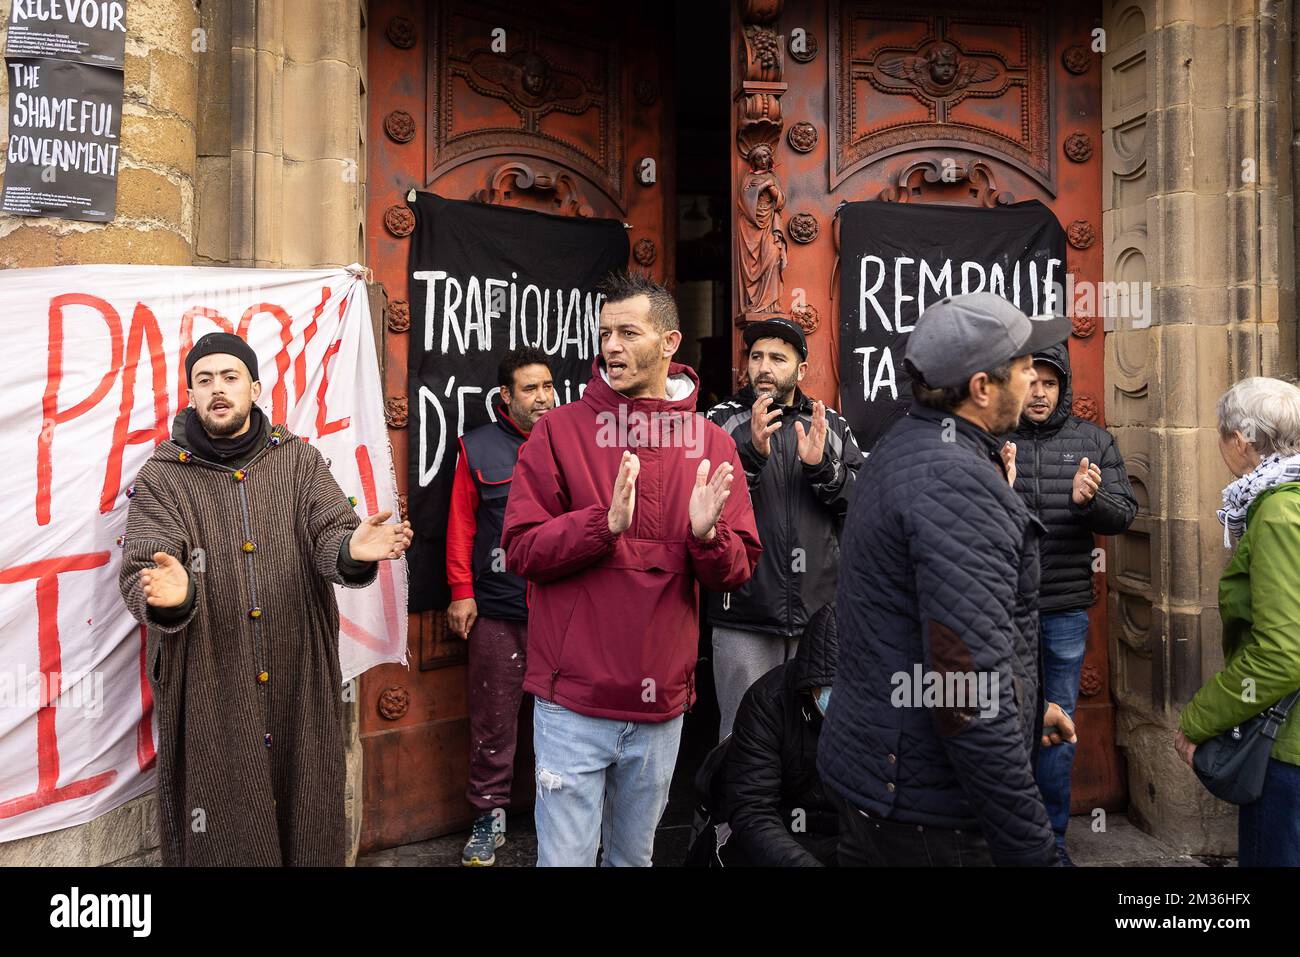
left=1175, top=376, right=1300, bottom=866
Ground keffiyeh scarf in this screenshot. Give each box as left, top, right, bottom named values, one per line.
left=1217, top=451, right=1300, bottom=547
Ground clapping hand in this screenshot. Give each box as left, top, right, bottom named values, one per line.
left=794, top=400, right=828, bottom=466
left=1001, top=441, right=1017, bottom=488
left=607, top=451, right=640, bottom=536
left=689, top=459, right=734, bottom=541
left=750, top=394, right=782, bottom=459
left=1072, top=457, right=1102, bottom=505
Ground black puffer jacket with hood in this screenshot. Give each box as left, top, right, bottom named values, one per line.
left=1005, top=342, right=1138, bottom=613
left=722, top=603, right=840, bottom=866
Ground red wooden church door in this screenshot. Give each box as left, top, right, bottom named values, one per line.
left=730, top=0, right=1124, bottom=813
left=362, top=0, right=672, bottom=851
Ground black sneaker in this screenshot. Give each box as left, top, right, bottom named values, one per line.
left=461, top=811, right=506, bottom=867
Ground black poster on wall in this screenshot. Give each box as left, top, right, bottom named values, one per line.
left=405, top=191, right=629, bottom=612
left=837, top=199, right=1067, bottom=451
left=5, top=0, right=127, bottom=65
left=2, top=57, right=122, bottom=220
left=3, top=0, right=127, bottom=221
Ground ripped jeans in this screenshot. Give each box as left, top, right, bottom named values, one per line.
left=532, top=697, right=683, bottom=866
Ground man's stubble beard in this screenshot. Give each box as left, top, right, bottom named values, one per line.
left=508, top=397, right=549, bottom=431
left=993, top=388, right=1025, bottom=434
left=608, top=339, right=668, bottom=397
left=754, top=367, right=799, bottom=406
left=196, top=402, right=252, bottom=437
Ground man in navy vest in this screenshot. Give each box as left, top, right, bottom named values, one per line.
left=447, top=347, right=555, bottom=865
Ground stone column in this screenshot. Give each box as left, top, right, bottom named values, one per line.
left=1102, top=0, right=1296, bottom=854
left=213, top=0, right=365, bottom=269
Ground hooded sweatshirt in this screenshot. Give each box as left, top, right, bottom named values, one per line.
left=503, top=357, right=762, bottom=722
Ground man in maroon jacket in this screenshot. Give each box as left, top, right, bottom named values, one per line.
left=503, top=272, right=762, bottom=866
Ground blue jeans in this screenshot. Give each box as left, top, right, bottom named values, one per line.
left=1034, top=608, right=1089, bottom=847
left=1239, top=758, right=1300, bottom=866
left=532, top=697, right=683, bottom=867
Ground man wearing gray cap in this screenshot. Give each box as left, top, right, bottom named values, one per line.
left=818, top=292, right=1075, bottom=867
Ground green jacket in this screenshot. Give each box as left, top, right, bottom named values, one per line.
left=1180, top=482, right=1300, bottom=765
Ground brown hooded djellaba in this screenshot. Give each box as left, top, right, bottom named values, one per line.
left=118, top=409, right=374, bottom=866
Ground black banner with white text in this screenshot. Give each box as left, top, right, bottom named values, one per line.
left=405, top=191, right=629, bottom=612
left=837, top=199, right=1066, bottom=450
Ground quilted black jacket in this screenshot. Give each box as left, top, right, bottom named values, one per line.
left=723, top=603, right=840, bottom=867
left=705, top=387, right=865, bottom=636
left=817, top=403, right=1057, bottom=867
left=1005, top=342, right=1138, bottom=612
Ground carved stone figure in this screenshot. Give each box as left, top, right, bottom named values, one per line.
left=736, top=143, right=787, bottom=318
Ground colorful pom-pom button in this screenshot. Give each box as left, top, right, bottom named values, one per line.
left=269, top=434, right=281, bottom=447
left=178, top=451, right=191, bottom=463
left=232, top=469, right=246, bottom=482
left=257, top=670, right=269, bottom=684
left=242, top=541, right=257, bottom=553
left=126, top=485, right=136, bottom=498
left=264, top=733, right=272, bottom=748
left=249, top=606, right=262, bottom=619
left=348, top=495, right=358, bottom=507
left=116, top=535, right=125, bottom=548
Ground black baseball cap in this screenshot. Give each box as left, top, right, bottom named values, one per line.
left=743, top=315, right=808, bottom=360
left=903, top=292, right=1070, bottom=389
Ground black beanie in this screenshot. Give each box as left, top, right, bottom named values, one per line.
left=186, top=332, right=260, bottom=386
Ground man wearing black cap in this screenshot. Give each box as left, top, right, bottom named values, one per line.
left=706, top=316, right=865, bottom=741
left=818, top=292, right=1075, bottom=867
left=1005, top=342, right=1137, bottom=865
left=117, top=332, right=412, bottom=866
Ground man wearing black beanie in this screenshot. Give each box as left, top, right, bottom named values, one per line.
left=118, top=331, right=413, bottom=866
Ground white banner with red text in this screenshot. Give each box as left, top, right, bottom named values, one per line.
left=0, top=263, right=407, bottom=844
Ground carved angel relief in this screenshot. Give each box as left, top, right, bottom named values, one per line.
left=464, top=49, right=591, bottom=117
left=876, top=43, right=998, bottom=99
left=832, top=12, right=1052, bottom=192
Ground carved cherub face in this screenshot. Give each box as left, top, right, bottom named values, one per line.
left=521, top=53, right=549, bottom=96
left=929, top=45, right=958, bottom=85
left=748, top=144, right=773, bottom=172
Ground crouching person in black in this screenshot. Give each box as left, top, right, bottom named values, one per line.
left=721, top=604, right=840, bottom=866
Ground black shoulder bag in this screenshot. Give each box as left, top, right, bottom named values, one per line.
left=1192, top=689, right=1300, bottom=805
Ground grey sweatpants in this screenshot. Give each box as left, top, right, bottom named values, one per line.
left=712, top=624, right=799, bottom=742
